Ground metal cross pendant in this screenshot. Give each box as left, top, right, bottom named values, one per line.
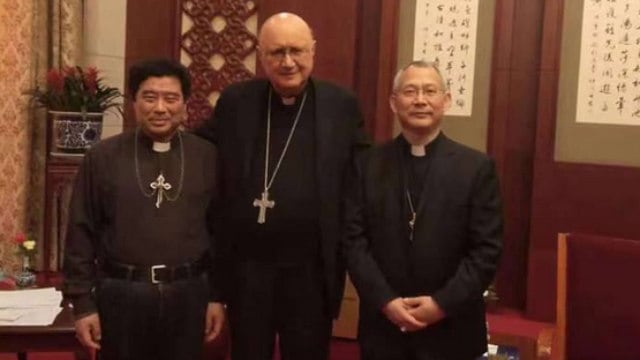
left=253, top=190, right=275, bottom=224
left=150, top=173, right=172, bottom=208
left=408, top=212, right=416, bottom=241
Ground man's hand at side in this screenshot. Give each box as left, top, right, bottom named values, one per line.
left=204, top=302, right=226, bottom=342
left=74, top=313, right=101, bottom=350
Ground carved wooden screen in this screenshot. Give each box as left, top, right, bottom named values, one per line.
left=180, top=0, right=259, bottom=128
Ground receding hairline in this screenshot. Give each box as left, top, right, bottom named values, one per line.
left=258, top=12, right=315, bottom=46
left=392, top=60, right=447, bottom=92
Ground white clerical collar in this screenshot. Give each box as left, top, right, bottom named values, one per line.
left=411, top=145, right=426, bottom=157
left=281, top=96, right=296, bottom=105
left=405, top=129, right=440, bottom=157
left=153, top=141, right=171, bottom=153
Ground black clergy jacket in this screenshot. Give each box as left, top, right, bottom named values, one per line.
left=343, top=134, right=503, bottom=359
left=196, top=78, right=369, bottom=317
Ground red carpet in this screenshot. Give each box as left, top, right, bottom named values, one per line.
left=0, top=338, right=360, bottom=360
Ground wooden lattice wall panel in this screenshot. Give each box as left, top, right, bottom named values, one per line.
left=180, top=0, right=258, bottom=128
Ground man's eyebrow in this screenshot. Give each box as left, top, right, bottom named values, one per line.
left=140, top=90, right=181, bottom=96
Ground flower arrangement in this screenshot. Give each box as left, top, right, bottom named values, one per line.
left=31, top=66, right=122, bottom=113
left=14, top=233, right=37, bottom=271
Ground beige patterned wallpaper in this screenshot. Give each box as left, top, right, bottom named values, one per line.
left=0, top=0, right=82, bottom=274
left=0, top=0, right=34, bottom=273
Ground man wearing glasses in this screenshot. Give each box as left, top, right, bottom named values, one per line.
left=343, top=60, right=503, bottom=359
left=196, top=12, right=369, bottom=360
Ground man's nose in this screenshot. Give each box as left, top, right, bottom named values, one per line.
left=413, top=91, right=428, bottom=104
left=153, top=99, right=168, bottom=112
left=280, top=52, right=296, bottom=67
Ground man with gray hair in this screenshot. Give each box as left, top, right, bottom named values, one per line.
left=343, top=60, right=503, bottom=359
left=196, top=12, right=368, bottom=360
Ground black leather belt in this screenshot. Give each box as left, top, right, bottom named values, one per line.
left=101, top=255, right=208, bottom=284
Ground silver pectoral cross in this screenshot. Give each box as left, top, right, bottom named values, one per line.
left=253, top=190, right=275, bottom=224
left=150, top=173, right=172, bottom=208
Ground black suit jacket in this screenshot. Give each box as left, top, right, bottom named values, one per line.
left=343, top=134, right=503, bottom=359
left=196, top=78, right=369, bottom=316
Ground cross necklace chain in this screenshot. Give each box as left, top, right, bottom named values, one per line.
left=404, top=145, right=434, bottom=242
left=406, top=190, right=417, bottom=241
left=134, top=128, right=185, bottom=208
left=253, top=88, right=308, bottom=224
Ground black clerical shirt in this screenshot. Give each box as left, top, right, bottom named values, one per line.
left=234, top=84, right=320, bottom=265
left=63, top=130, right=219, bottom=316
left=403, top=133, right=443, bottom=206
left=401, top=133, right=443, bottom=279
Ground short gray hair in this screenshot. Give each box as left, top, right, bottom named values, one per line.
left=392, top=60, right=447, bottom=92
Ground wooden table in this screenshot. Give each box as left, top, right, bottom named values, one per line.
left=0, top=273, right=89, bottom=360
left=0, top=303, right=89, bottom=360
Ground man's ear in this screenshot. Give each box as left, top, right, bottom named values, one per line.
left=389, top=94, right=398, bottom=114
left=310, top=40, right=317, bottom=56
left=442, top=91, right=452, bottom=112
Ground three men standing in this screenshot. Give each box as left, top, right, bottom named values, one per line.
left=64, top=13, right=501, bottom=360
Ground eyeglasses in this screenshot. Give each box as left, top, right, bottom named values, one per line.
left=398, top=87, right=444, bottom=100
left=263, top=46, right=312, bottom=62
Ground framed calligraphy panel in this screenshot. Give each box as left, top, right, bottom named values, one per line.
left=556, top=0, right=640, bottom=166
left=413, top=0, right=479, bottom=116
left=575, top=0, right=640, bottom=125
left=396, top=0, right=494, bottom=152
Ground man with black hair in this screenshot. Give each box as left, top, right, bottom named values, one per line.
left=63, top=58, right=225, bottom=360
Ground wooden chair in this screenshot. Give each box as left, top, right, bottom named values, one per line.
left=555, top=233, right=640, bottom=360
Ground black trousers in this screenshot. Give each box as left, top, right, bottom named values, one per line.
left=96, top=275, right=209, bottom=360
left=360, top=337, right=486, bottom=360
left=228, top=260, right=332, bottom=360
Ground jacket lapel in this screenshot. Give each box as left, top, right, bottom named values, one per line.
left=392, top=137, right=411, bottom=240
left=238, top=81, right=269, bottom=181
left=313, top=79, right=335, bottom=180
left=414, top=134, right=457, bottom=240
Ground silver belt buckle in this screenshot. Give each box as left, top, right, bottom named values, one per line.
left=151, top=264, right=166, bottom=284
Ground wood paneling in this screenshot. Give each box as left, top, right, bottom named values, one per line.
left=487, top=0, right=544, bottom=310
left=367, top=0, right=398, bottom=142
left=526, top=0, right=640, bottom=322
left=43, top=160, right=80, bottom=272
left=124, top=0, right=182, bottom=129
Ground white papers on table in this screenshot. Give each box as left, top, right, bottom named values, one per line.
left=0, top=287, right=63, bottom=326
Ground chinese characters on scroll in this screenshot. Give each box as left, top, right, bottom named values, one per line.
left=577, top=0, right=640, bottom=125
left=413, top=0, right=479, bottom=116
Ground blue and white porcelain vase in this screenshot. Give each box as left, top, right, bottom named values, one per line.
left=49, top=110, right=103, bottom=156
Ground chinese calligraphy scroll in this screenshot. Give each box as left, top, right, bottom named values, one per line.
left=576, top=0, right=640, bottom=125
left=412, top=0, right=479, bottom=116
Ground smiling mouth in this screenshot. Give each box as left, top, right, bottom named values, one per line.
left=149, top=119, right=170, bottom=125
left=279, top=71, right=298, bottom=77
